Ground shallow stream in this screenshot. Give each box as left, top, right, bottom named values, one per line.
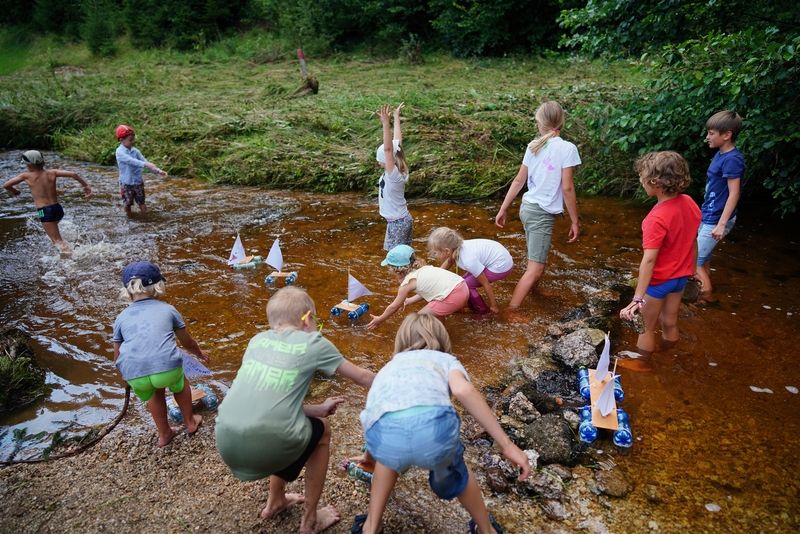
left=1, top=150, right=798, bottom=531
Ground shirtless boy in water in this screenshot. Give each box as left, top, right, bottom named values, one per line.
left=3, top=150, right=92, bottom=254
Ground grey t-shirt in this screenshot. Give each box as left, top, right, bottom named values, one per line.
left=112, top=299, right=186, bottom=381
left=360, top=349, right=469, bottom=432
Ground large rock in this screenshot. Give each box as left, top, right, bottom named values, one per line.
left=551, top=330, right=598, bottom=369
left=522, top=470, right=564, bottom=498
left=595, top=469, right=631, bottom=497
left=520, top=413, right=578, bottom=465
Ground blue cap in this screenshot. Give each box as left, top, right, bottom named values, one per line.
left=122, top=261, right=165, bottom=286
left=381, top=245, right=415, bottom=267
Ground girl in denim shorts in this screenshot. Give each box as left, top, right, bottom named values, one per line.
left=349, top=314, right=530, bottom=534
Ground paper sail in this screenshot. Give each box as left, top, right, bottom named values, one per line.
left=266, top=238, right=283, bottom=271
left=596, top=374, right=617, bottom=416
left=227, top=234, right=247, bottom=266
left=348, top=274, right=373, bottom=302
left=595, top=333, right=611, bottom=383
left=181, top=351, right=212, bottom=380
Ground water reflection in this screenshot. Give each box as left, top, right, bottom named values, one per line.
left=1, top=150, right=798, bottom=530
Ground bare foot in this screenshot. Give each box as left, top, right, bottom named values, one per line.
left=186, top=414, right=203, bottom=435
left=301, top=505, right=340, bottom=534
left=261, top=493, right=304, bottom=519
left=158, top=426, right=179, bottom=447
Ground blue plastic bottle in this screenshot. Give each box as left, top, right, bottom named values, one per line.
left=285, top=272, right=298, bottom=285
left=264, top=275, right=275, bottom=285
left=578, top=405, right=598, bottom=444
left=168, top=400, right=183, bottom=423
left=577, top=366, right=591, bottom=399
left=613, top=375, right=625, bottom=402
left=343, top=461, right=373, bottom=484
left=331, top=299, right=347, bottom=317
left=347, top=303, right=370, bottom=321
left=613, top=408, right=633, bottom=448
left=196, top=384, right=218, bottom=410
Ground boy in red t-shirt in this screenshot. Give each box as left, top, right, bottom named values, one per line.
left=620, top=152, right=701, bottom=369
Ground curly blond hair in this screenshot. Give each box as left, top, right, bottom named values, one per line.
left=635, top=151, right=691, bottom=196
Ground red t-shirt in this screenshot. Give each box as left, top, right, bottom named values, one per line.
left=642, top=194, right=702, bottom=285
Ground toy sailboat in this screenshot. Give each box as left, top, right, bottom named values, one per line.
left=331, top=271, right=372, bottom=320
left=588, top=333, right=619, bottom=430
left=264, top=238, right=298, bottom=285
left=228, top=234, right=263, bottom=270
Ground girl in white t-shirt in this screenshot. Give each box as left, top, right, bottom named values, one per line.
left=428, top=227, right=513, bottom=314
left=367, top=245, right=469, bottom=330
left=376, top=103, right=412, bottom=251
left=495, top=101, right=581, bottom=311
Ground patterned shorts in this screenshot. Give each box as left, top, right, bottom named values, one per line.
left=120, top=183, right=146, bottom=207
left=384, top=214, right=413, bottom=251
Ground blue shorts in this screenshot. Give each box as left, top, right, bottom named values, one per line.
left=365, top=405, right=468, bottom=500
left=384, top=213, right=413, bottom=251
left=696, top=217, right=736, bottom=265
left=37, top=203, right=64, bottom=223
left=646, top=277, right=688, bottom=299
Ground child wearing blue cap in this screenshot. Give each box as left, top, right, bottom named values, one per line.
left=112, top=261, right=210, bottom=446
left=375, top=103, right=412, bottom=251
left=367, top=245, right=469, bottom=330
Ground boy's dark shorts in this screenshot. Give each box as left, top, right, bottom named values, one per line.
left=37, top=203, right=64, bottom=223
left=120, top=183, right=146, bottom=207
left=274, top=417, right=325, bottom=482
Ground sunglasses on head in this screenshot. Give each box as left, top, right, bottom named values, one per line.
left=301, top=311, right=324, bottom=332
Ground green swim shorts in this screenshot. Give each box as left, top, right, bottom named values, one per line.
left=127, top=366, right=185, bottom=402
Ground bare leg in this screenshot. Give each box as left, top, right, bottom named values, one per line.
left=457, top=469, right=494, bottom=534
left=508, top=261, right=546, bottom=308
left=636, top=294, right=666, bottom=353
left=362, top=462, right=399, bottom=534
left=262, top=475, right=304, bottom=519
left=41, top=222, right=70, bottom=253
left=695, top=262, right=712, bottom=294
left=659, top=291, right=683, bottom=346
left=148, top=389, right=178, bottom=446
left=139, top=203, right=148, bottom=215
left=300, top=418, right=341, bottom=534
left=418, top=305, right=446, bottom=324
left=173, top=380, right=202, bottom=434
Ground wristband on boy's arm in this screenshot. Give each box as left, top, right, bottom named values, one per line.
left=632, top=297, right=645, bottom=308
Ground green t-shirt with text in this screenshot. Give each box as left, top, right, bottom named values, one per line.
left=215, top=329, right=344, bottom=480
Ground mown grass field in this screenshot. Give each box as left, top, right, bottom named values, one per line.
left=0, top=30, right=641, bottom=198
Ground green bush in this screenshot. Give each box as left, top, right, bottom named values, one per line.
left=574, top=29, right=800, bottom=211
left=81, top=0, right=118, bottom=57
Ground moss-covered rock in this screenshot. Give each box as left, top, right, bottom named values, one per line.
left=0, top=327, right=46, bottom=411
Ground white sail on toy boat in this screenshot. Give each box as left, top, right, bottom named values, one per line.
left=228, top=234, right=263, bottom=270
left=331, top=271, right=373, bottom=320
left=264, top=238, right=298, bottom=284
left=588, top=333, right=619, bottom=430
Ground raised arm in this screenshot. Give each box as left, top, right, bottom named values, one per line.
left=561, top=166, right=579, bottom=242
left=393, top=102, right=405, bottom=145
left=449, top=370, right=530, bottom=480
left=495, top=164, right=528, bottom=228
left=377, top=104, right=396, bottom=175
left=3, top=173, right=26, bottom=196
left=55, top=170, right=92, bottom=197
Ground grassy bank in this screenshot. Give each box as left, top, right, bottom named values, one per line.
left=0, top=30, right=640, bottom=198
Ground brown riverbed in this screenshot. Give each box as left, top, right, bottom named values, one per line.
left=1, top=150, right=798, bottom=532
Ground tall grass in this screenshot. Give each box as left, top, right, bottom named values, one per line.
left=0, top=30, right=640, bottom=198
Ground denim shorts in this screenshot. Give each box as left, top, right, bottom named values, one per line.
left=365, top=405, right=468, bottom=500
left=696, top=217, right=736, bottom=265
left=520, top=202, right=556, bottom=263
left=646, top=276, right=688, bottom=299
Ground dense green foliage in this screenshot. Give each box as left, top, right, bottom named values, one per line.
left=0, top=329, right=46, bottom=411
left=560, top=0, right=800, bottom=211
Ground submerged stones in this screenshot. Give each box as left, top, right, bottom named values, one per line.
left=520, top=413, right=578, bottom=466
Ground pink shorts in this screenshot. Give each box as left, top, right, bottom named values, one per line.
left=426, top=281, right=469, bottom=316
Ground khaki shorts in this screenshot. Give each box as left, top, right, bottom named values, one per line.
left=520, top=202, right=556, bottom=263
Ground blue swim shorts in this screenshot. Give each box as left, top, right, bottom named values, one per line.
left=646, top=277, right=689, bottom=300
left=37, top=203, right=64, bottom=223
left=365, top=405, right=468, bottom=500
left=696, top=217, right=736, bottom=265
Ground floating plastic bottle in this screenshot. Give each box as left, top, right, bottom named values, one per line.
left=347, top=303, right=370, bottom=321
left=613, top=408, right=633, bottom=448
left=342, top=461, right=373, bottom=485
left=285, top=271, right=298, bottom=285
left=331, top=299, right=348, bottom=317
left=264, top=275, right=275, bottom=284
left=195, top=383, right=219, bottom=410
left=577, top=366, right=591, bottom=399
left=232, top=261, right=258, bottom=270
left=578, top=405, right=598, bottom=444
left=613, top=375, right=625, bottom=402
